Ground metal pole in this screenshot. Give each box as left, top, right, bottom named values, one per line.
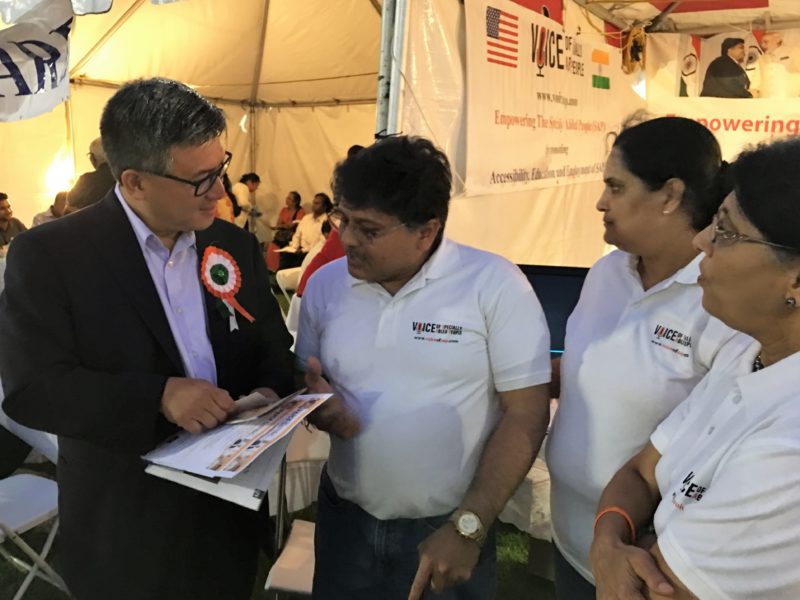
left=374, top=0, right=397, bottom=137
left=386, top=0, right=408, bottom=136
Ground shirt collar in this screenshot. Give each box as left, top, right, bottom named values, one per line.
left=625, top=252, right=701, bottom=294
left=115, top=184, right=196, bottom=255
left=737, top=345, right=800, bottom=414
left=347, top=236, right=458, bottom=295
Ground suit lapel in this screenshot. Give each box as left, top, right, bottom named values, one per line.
left=195, top=227, right=233, bottom=385
left=86, top=193, right=184, bottom=374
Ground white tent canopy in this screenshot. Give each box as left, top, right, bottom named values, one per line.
left=4, top=0, right=800, bottom=266
left=3, top=0, right=380, bottom=238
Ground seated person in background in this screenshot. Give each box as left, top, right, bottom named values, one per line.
left=279, top=192, right=332, bottom=270
left=0, top=193, right=26, bottom=247
left=591, top=137, right=800, bottom=600
left=232, top=172, right=261, bottom=228
left=215, top=174, right=236, bottom=223
left=275, top=220, right=331, bottom=293
left=291, top=144, right=362, bottom=295
left=66, top=137, right=115, bottom=213
left=296, top=227, right=345, bottom=296
left=32, top=191, right=67, bottom=227
left=270, top=191, right=304, bottom=248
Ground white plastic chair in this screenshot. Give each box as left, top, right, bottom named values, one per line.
left=265, top=426, right=330, bottom=598
left=0, top=474, right=70, bottom=600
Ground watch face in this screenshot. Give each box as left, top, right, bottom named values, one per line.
left=458, top=513, right=480, bottom=535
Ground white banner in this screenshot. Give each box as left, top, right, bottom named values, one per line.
left=648, top=96, right=800, bottom=161
left=464, top=0, right=642, bottom=195
left=0, top=0, right=180, bottom=23
left=0, top=0, right=72, bottom=121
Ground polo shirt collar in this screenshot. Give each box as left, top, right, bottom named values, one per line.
left=625, top=252, right=702, bottom=297
left=347, top=236, right=458, bottom=296
left=737, top=345, right=800, bottom=415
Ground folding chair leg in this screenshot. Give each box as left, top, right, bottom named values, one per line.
left=0, top=519, right=70, bottom=599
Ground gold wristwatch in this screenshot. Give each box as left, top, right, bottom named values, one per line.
left=449, top=509, right=487, bottom=547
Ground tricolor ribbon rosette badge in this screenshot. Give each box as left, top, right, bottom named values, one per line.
left=200, top=246, right=255, bottom=332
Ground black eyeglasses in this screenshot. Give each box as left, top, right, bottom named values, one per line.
left=711, top=212, right=798, bottom=252
left=328, top=208, right=408, bottom=244
left=149, top=151, right=232, bottom=196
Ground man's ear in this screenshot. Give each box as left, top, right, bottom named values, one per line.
left=119, top=169, right=147, bottom=201
left=661, top=178, right=686, bottom=217
left=416, top=218, right=442, bottom=251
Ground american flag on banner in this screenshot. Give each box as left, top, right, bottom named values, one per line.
left=486, top=6, right=519, bottom=68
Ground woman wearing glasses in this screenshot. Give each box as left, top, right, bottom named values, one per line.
left=546, top=117, right=750, bottom=599
left=590, top=137, right=800, bottom=600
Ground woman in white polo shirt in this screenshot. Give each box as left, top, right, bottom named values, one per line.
left=590, top=136, right=800, bottom=600
left=546, top=117, right=748, bottom=599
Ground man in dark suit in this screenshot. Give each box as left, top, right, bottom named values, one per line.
left=0, top=78, right=294, bottom=600
left=65, top=137, right=116, bottom=213
left=700, top=37, right=753, bottom=98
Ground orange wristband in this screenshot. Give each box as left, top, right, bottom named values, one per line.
left=594, top=506, right=636, bottom=543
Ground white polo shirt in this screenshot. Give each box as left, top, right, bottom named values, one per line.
left=296, top=237, right=551, bottom=519
left=546, top=250, right=747, bottom=581
left=652, top=344, right=800, bottom=600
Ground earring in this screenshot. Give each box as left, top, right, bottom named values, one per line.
left=786, top=297, right=797, bottom=308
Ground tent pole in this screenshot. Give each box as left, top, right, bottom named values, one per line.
left=249, top=105, right=258, bottom=174
left=64, top=97, right=78, bottom=184
left=367, top=0, right=381, bottom=16
left=70, top=0, right=147, bottom=76
left=375, top=0, right=397, bottom=137
left=386, top=0, right=407, bottom=135
left=571, top=0, right=628, bottom=31
left=249, top=0, right=271, bottom=179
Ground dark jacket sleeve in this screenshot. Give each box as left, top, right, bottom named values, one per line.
left=0, top=232, right=167, bottom=453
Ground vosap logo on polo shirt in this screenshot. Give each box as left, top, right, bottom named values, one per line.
left=671, top=470, right=707, bottom=512
left=651, top=323, right=692, bottom=358
left=412, top=320, right=463, bottom=344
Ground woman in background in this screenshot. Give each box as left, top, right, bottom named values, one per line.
left=545, top=117, right=749, bottom=599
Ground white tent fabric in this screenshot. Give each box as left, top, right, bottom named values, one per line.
left=3, top=0, right=379, bottom=236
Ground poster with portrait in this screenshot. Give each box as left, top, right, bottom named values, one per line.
left=649, top=29, right=800, bottom=100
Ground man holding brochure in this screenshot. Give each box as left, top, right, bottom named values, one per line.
left=0, top=78, right=293, bottom=600
left=296, top=136, right=552, bottom=599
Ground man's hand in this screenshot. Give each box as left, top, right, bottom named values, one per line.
left=408, top=524, right=481, bottom=599
left=591, top=536, right=674, bottom=600
left=304, top=356, right=360, bottom=439
left=161, top=377, right=236, bottom=434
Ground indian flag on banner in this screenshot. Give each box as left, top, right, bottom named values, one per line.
left=591, top=49, right=610, bottom=89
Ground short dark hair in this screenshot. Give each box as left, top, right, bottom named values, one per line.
left=332, top=136, right=451, bottom=228
left=346, top=144, right=364, bottom=158
left=613, top=117, right=727, bottom=231
left=732, top=137, right=800, bottom=260
left=240, top=173, right=260, bottom=184
left=314, top=192, right=333, bottom=213
left=722, top=37, right=745, bottom=55
left=100, top=78, right=226, bottom=180
left=0, top=192, right=7, bottom=202
left=288, top=191, right=301, bottom=207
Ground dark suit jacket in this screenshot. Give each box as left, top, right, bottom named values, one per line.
left=66, top=162, right=116, bottom=210
left=0, top=191, right=294, bottom=600
left=700, top=55, right=752, bottom=98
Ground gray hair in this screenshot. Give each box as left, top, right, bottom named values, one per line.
left=88, top=137, right=106, bottom=164
left=99, top=78, right=226, bottom=179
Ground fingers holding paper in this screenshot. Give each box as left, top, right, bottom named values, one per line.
left=161, top=377, right=236, bottom=434
left=304, top=356, right=360, bottom=439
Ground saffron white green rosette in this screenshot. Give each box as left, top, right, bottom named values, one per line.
left=200, top=246, right=255, bottom=332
